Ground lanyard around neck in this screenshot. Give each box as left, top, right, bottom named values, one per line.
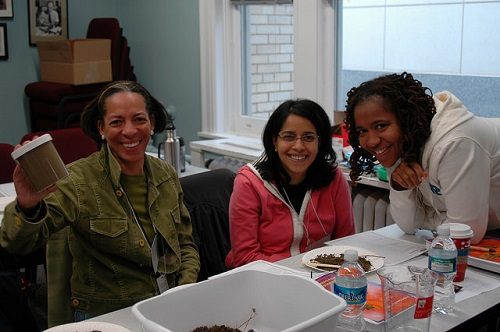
left=120, top=186, right=156, bottom=248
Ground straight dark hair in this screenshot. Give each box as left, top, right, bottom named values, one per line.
left=255, top=99, right=337, bottom=189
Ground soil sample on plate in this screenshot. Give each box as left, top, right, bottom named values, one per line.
left=192, top=326, right=255, bottom=332
left=313, top=253, right=372, bottom=271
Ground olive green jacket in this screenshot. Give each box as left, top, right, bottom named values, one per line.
left=0, top=146, right=200, bottom=317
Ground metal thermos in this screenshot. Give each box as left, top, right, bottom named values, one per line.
left=158, top=124, right=181, bottom=175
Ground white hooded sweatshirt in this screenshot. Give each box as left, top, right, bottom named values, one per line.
left=388, top=91, right=500, bottom=244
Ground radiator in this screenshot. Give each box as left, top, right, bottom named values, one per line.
left=207, top=156, right=247, bottom=173
left=351, top=186, right=393, bottom=233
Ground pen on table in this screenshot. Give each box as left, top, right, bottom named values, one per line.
left=470, top=245, right=496, bottom=252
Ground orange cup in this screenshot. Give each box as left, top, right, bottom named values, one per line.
left=448, top=223, right=473, bottom=282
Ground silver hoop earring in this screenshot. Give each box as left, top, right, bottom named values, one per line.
left=150, top=130, right=154, bottom=135
left=101, top=135, right=105, bottom=140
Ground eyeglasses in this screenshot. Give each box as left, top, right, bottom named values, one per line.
left=277, top=132, right=319, bottom=143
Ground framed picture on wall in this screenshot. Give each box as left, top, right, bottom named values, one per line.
left=0, top=0, right=14, bottom=18
left=28, top=0, right=68, bottom=46
left=0, top=23, right=7, bottom=60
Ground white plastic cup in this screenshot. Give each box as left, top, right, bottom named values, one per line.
left=11, top=134, right=68, bottom=192
left=448, top=223, right=474, bottom=282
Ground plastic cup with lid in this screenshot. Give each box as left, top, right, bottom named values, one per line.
left=448, top=223, right=474, bottom=282
left=11, top=134, right=68, bottom=192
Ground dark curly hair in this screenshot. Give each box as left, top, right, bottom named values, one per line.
left=81, top=81, right=170, bottom=146
left=344, top=72, right=436, bottom=182
left=255, top=99, right=337, bottom=189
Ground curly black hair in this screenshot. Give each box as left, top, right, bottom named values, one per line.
left=255, top=99, right=337, bottom=189
left=81, top=81, right=170, bottom=146
left=344, top=72, right=436, bottom=182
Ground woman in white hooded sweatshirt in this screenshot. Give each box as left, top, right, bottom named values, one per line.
left=344, top=72, right=500, bottom=244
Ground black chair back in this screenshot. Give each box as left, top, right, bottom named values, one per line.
left=180, top=168, right=236, bottom=281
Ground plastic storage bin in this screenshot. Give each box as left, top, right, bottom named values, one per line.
left=132, top=269, right=346, bottom=332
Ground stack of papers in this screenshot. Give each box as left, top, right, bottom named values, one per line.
left=325, top=230, right=427, bottom=266
left=0, top=196, right=16, bottom=226
left=467, top=230, right=500, bottom=274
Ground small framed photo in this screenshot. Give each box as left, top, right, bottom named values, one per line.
left=0, top=0, right=14, bottom=18
left=28, top=0, right=68, bottom=46
left=0, top=23, right=7, bottom=60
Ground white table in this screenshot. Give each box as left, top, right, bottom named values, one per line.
left=277, top=225, right=500, bottom=332
left=87, top=225, right=499, bottom=331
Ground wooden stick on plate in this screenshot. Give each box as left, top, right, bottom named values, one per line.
left=362, top=254, right=385, bottom=259
left=308, top=261, right=341, bottom=269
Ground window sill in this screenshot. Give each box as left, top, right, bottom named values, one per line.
left=190, top=135, right=263, bottom=168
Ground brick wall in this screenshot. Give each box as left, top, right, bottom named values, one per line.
left=247, top=5, right=294, bottom=117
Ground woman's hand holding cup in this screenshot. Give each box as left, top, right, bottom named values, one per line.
left=13, top=163, right=57, bottom=212
left=11, top=136, right=61, bottom=213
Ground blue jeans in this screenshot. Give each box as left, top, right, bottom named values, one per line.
left=74, top=310, right=93, bottom=322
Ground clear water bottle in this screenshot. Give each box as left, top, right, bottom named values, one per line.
left=428, top=224, right=457, bottom=314
left=334, top=249, right=367, bottom=332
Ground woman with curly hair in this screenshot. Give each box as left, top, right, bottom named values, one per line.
left=344, top=72, right=500, bottom=244
left=225, top=99, right=355, bottom=268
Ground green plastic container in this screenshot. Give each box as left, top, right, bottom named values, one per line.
left=377, top=166, right=388, bottom=182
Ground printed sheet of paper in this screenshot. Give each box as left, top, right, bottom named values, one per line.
left=325, top=230, right=427, bottom=266
left=454, top=267, right=500, bottom=303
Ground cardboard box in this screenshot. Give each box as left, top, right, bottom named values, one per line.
left=40, top=60, right=112, bottom=85
left=37, top=39, right=112, bottom=85
left=37, top=39, right=111, bottom=63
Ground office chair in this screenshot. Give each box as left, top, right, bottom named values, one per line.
left=0, top=143, right=16, bottom=183
left=180, top=168, right=236, bottom=281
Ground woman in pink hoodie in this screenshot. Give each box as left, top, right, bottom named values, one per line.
left=225, top=99, right=355, bottom=268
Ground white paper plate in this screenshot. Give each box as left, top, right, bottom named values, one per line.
left=44, top=321, right=131, bottom=332
left=302, top=245, right=385, bottom=273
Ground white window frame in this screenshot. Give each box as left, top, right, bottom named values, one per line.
left=199, top=0, right=338, bottom=139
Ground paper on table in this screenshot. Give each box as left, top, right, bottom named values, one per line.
left=455, top=267, right=500, bottom=303
left=397, top=255, right=500, bottom=304
left=0, top=182, right=15, bottom=197
left=467, top=231, right=500, bottom=274
left=325, top=231, right=427, bottom=266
